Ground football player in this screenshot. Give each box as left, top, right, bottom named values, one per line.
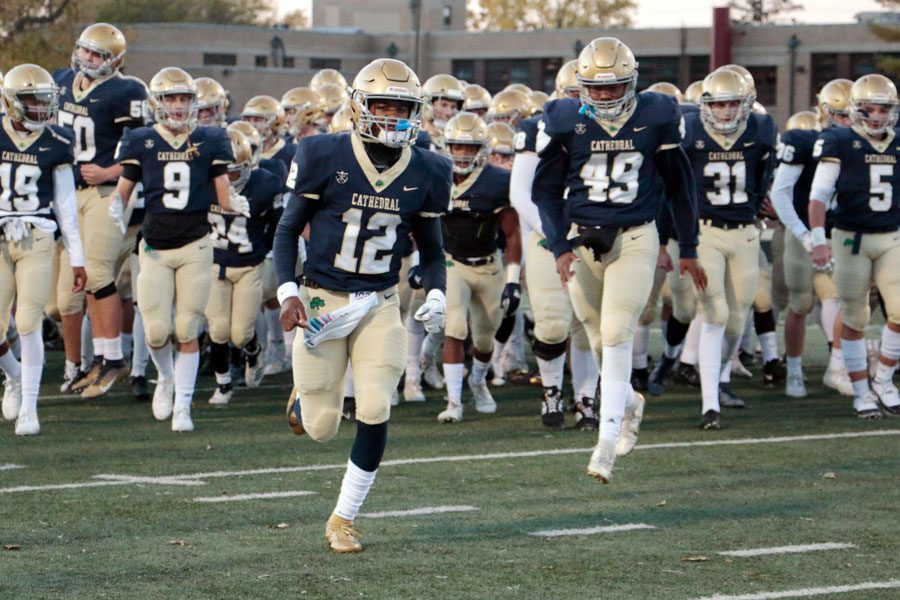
left=511, top=59, right=600, bottom=429
left=486, top=89, right=531, bottom=126
left=316, top=83, right=350, bottom=131
left=771, top=79, right=854, bottom=398
left=54, top=23, right=148, bottom=397
left=485, top=121, right=515, bottom=169
left=809, top=73, right=900, bottom=418
left=533, top=37, right=704, bottom=481
left=281, top=87, right=324, bottom=141
left=195, top=77, right=229, bottom=127
left=421, top=74, right=466, bottom=144
left=0, top=64, right=86, bottom=435
left=436, top=112, right=520, bottom=423
left=205, top=129, right=282, bottom=405
left=309, top=68, right=348, bottom=93
left=463, top=83, right=492, bottom=118
left=110, top=67, right=241, bottom=432
left=275, top=58, right=450, bottom=553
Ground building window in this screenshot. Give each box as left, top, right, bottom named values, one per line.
left=255, top=55, right=268, bottom=68
left=484, top=59, right=530, bottom=93
left=810, top=53, right=839, bottom=107
left=542, top=58, right=562, bottom=93
left=637, top=56, right=680, bottom=90
left=747, top=65, right=777, bottom=106
left=283, top=56, right=295, bottom=69
left=452, top=59, right=475, bottom=83
left=689, top=55, right=710, bottom=86
left=310, top=58, right=341, bottom=71
left=203, top=53, right=237, bottom=66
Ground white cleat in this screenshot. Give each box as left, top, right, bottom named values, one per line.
left=244, top=362, right=265, bottom=388
left=468, top=377, right=497, bottom=414
left=171, top=405, right=194, bottom=432
left=587, top=439, right=617, bottom=483
left=437, top=402, right=463, bottom=423
left=490, top=376, right=506, bottom=387
left=785, top=373, right=808, bottom=398
left=823, top=367, right=855, bottom=397
left=853, top=391, right=882, bottom=419
left=731, top=356, right=753, bottom=379
left=2, top=378, right=22, bottom=422
left=872, top=379, right=900, bottom=416
left=616, top=392, right=645, bottom=457
left=421, top=359, right=445, bottom=390
left=14, top=409, right=39, bottom=436
left=152, top=378, right=175, bottom=421
left=390, top=389, right=400, bottom=407
left=263, top=359, right=289, bottom=376
left=403, top=380, right=425, bottom=402
left=208, top=385, right=232, bottom=406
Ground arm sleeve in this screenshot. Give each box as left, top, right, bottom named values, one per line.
left=810, top=161, right=841, bottom=205
left=654, top=146, right=699, bottom=259
left=509, top=152, right=544, bottom=236
left=771, top=164, right=808, bottom=238
left=273, top=193, right=319, bottom=302
left=115, top=128, right=141, bottom=166
left=656, top=203, right=676, bottom=245
left=52, top=165, right=85, bottom=268
left=411, top=215, right=446, bottom=294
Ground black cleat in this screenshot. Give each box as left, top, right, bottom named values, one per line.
left=719, top=383, right=746, bottom=408
left=131, top=375, right=151, bottom=401
left=541, top=386, right=565, bottom=428
left=738, top=349, right=755, bottom=369
left=762, top=358, right=786, bottom=387
left=631, top=367, right=649, bottom=392
left=673, top=363, right=701, bottom=387
left=699, top=410, right=722, bottom=430
left=648, top=355, right=677, bottom=396
left=574, top=397, right=598, bottom=431
left=342, top=396, right=356, bottom=421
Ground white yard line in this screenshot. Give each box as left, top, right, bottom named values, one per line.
left=39, top=382, right=291, bottom=402
left=93, top=475, right=205, bottom=487
left=360, top=505, right=479, bottom=519
left=530, top=523, right=656, bottom=537
left=691, top=579, right=900, bottom=600
left=2, top=428, right=898, bottom=494
left=193, top=491, right=316, bottom=503
left=719, top=543, right=856, bottom=558
left=0, top=464, right=25, bottom=471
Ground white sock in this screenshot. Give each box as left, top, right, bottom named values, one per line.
left=19, top=330, right=43, bottom=415
left=680, top=317, right=702, bottom=365
left=598, top=342, right=633, bottom=445
left=874, top=327, right=900, bottom=384
left=174, top=351, right=199, bottom=409
left=423, top=331, right=444, bottom=363
left=491, top=340, right=505, bottom=378
left=632, top=325, right=650, bottom=370
left=343, top=361, right=355, bottom=397
left=0, top=347, right=22, bottom=380
left=786, top=355, right=802, bottom=377
left=759, top=331, right=778, bottom=363
left=283, top=328, right=296, bottom=362
left=820, top=299, right=840, bottom=344
left=841, top=337, right=869, bottom=397
left=105, top=336, right=124, bottom=361
left=131, top=309, right=150, bottom=377
left=64, top=359, right=78, bottom=381
left=828, top=346, right=844, bottom=372
left=92, top=336, right=105, bottom=360
left=148, top=342, right=175, bottom=380
left=333, top=459, right=377, bottom=521
left=443, top=363, right=464, bottom=405
left=121, top=333, right=133, bottom=360
left=470, top=357, right=490, bottom=384
left=571, top=345, right=600, bottom=400
left=537, top=354, right=566, bottom=389
left=215, top=371, right=232, bottom=386
left=699, top=321, right=725, bottom=414
left=406, top=317, right=425, bottom=381
left=740, top=312, right=755, bottom=355
left=719, top=334, right=740, bottom=384
left=81, top=315, right=93, bottom=365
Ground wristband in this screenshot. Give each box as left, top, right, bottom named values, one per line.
left=505, top=262, right=521, bottom=284
left=811, top=227, right=827, bottom=247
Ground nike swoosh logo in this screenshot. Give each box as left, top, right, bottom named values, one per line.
left=631, top=234, right=643, bottom=240
left=747, top=237, right=755, bottom=242
left=744, top=141, right=755, bottom=147
left=89, top=98, right=100, bottom=103
left=633, top=126, right=648, bottom=132
left=38, top=147, right=50, bottom=152
left=384, top=292, right=395, bottom=299
left=403, top=186, right=418, bottom=192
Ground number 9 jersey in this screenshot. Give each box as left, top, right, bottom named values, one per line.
left=286, top=132, right=451, bottom=292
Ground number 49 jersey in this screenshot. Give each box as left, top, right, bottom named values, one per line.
left=288, top=132, right=452, bottom=292
left=815, top=126, right=900, bottom=232
left=537, top=93, right=683, bottom=228
left=209, top=168, right=283, bottom=268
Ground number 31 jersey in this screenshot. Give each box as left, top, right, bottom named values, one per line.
left=288, top=132, right=452, bottom=292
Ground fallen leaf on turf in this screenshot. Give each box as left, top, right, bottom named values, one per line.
left=656, top=499, right=667, bottom=507
left=167, top=540, right=190, bottom=546
left=3, top=544, right=21, bottom=551
left=682, top=556, right=709, bottom=562
left=823, top=472, right=837, bottom=479
left=276, top=523, right=290, bottom=529
left=206, top=444, right=213, bottom=451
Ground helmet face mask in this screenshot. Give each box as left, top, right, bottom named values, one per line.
left=11, top=89, right=59, bottom=131
left=71, top=23, right=126, bottom=80
left=350, top=59, right=424, bottom=149
left=700, top=69, right=752, bottom=135
left=195, top=78, right=228, bottom=127
left=446, top=141, right=486, bottom=174
left=155, top=92, right=197, bottom=132
left=241, top=96, right=285, bottom=145
left=2, top=64, right=60, bottom=132
left=850, top=74, right=899, bottom=138
left=442, top=111, right=489, bottom=174
left=579, top=79, right=636, bottom=120
left=576, top=37, right=639, bottom=121
left=431, top=96, right=462, bottom=128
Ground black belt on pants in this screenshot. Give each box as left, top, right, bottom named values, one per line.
left=700, top=217, right=755, bottom=230
left=451, top=254, right=495, bottom=267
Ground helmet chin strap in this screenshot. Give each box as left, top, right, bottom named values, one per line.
left=363, top=140, right=402, bottom=171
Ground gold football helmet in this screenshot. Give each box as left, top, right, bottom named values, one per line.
left=423, top=74, right=465, bottom=128
left=646, top=82, right=684, bottom=104
left=785, top=110, right=819, bottom=131
left=329, top=105, right=354, bottom=133
left=350, top=58, right=424, bottom=147
left=576, top=37, right=639, bottom=120
left=486, top=121, right=516, bottom=156
left=317, top=83, right=349, bottom=116
left=719, top=64, right=757, bottom=104
left=241, top=95, right=286, bottom=144
left=504, top=83, right=533, bottom=96
left=463, top=84, right=491, bottom=114
left=816, top=78, right=853, bottom=128
left=226, top=129, right=253, bottom=192
left=280, top=87, right=324, bottom=137
left=700, top=68, right=752, bottom=134
left=528, top=91, right=550, bottom=115
left=684, top=80, right=703, bottom=105
left=443, top=111, right=489, bottom=174
left=2, top=64, right=59, bottom=132
left=486, top=89, right=531, bottom=125
left=310, top=68, right=348, bottom=92
left=148, top=67, right=197, bottom=132
left=227, top=120, right=262, bottom=166
left=850, top=73, right=899, bottom=137
left=195, top=77, right=229, bottom=127
left=71, top=23, right=126, bottom=79
left=556, top=60, right=580, bottom=98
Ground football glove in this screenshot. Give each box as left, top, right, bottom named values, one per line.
left=414, top=289, right=446, bottom=334
left=797, top=230, right=814, bottom=254
left=228, top=187, right=251, bottom=218
left=1, top=219, right=29, bottom=243
left=108, top=192, right=127, bottom=234
left=500, top=282, right=521, bottom=317
left=407, top=265, right=423, bottom=290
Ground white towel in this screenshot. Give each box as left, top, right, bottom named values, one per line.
left=303, top=292, right=379, bottom=348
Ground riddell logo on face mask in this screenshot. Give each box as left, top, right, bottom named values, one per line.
left=386, top=86, right=409, bottom=94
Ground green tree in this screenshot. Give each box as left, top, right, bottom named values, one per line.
left=869, top=0, right=899, bottom=76
left=728, top=0, right=802, bottom=25
left=0, top=0, right=89, bottom=66
left=92, top=0, right=276, bottom=26
left=467, top=0, right=636, bottom=31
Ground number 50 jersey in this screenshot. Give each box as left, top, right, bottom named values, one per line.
left=287, top=132, right=452, bottom=292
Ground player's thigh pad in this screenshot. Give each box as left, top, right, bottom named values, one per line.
left=137, top=244, right=176, bottom=348
left=871, top=232, right=900, bottom=326
left=696, top=224, right=734, bottom=328
left=469, top=255, right=504, bottom=353
left=770, top=225, right=789, bottom=313
left=79, top=186, right=125, bottom=293
left=783, top=230, right=815, bottom=315
left=724, top=227, right=761, bottom=337
left=639, top=265, right=668, bottom=326
left=832, top=228, right=875, bottom=331
left=114, top=224, right=141, bottom=301
left=229, top=264, right=263, bottom=347
left=444, top=255, right=473, bottom=341
left=172, top=237, right=213, bottom=343
left=204, top=266, right=234, bottom=345
left=665, top=239, right=698, bottom=323
left=44, top=238, right=62, bottom=321
left=525, top=231, right=571, bottom=344
left=753, top=246, right=773, bottom=313
left=56, top=245, right=86, bottom=317
left=7, top=230, right=55, bottom=336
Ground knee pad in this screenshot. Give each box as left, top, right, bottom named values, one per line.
left=93, top=281, right=117, bottom=300
left=301, top=400, right=342, bottom=443
left=174, top=313, right=202, bottom=344
left=533, top=318, right=569, bottom=346
left=472, top=334, right=494, bottom=356
left=788, top=290, right=814, bottom=316
left=532, top=337, right=567, bottom=360
left=144, top=321, right=171, bottom=349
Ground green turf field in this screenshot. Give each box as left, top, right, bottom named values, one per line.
left=1, top=328, right=899, bottom=600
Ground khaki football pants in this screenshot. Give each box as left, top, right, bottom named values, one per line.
left=205, top=263, right=264, bottom=348
left=445, top=252, right=504, bottom=353
left=568, top=221, right=659, bottom=352
left=754, top=246, right=773, bottom=313
left=0, top=229, right=55, bottom=339
left=260, top=257, right=278, bottom=303
left=44, top=239, right=63, bottom=321
left=639, top=263, right=669, bottom=326
left=291, top=285, right=406, bottom=442
left=770, top=224, right=789, bottom=313
left=783, top=230, right=838, bottom=316
left=832, top=228, right=900, bottom=330
left=525, top=231, right=573, bottom=345
left=113, top=224, right=141, bottom=302
left=666, top=239, right=699, bottom=324
left=137, top=236, right=213, bottom=347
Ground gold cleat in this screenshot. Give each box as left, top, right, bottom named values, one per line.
left=325, top=514, right=362, bottom=553
left=70, top=361, right=102, bottom=394
left=286, top=387, right=305, bottom=436
left=81, top=363, right=129, bottom=399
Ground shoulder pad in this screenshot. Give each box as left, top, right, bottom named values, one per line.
left=415, top=144, right=452, bottom=177
left=47, top=124, right=74, bottom=144
left=751, top=112, right=778, bottom=145
left=680, top=103, right=700, bottom=115
left=52, top=68, right=74, bottom=84
left=542, top=98, right=581, bottom=135
left=636, top=92, right=680, bottom=126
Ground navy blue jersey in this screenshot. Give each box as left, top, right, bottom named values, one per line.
left=286, top=132, right=451, bottom=291
left=777, top=128, right=818, bottom=228
left=54, top=69, right=147, bottom=187
left=536, top=93, right=683, bottom=228
left=515, top=115, right=541, bottom=154
left=683, top=111, right=777, bottom=223
left=443, top=164, right=511, bottom=258
left=210, top=168, right=283, bottom=267
left=816, top=126, right=900, bottom=232
left=416, top=129, right=433, bottom=150
left=0, top=120, right=73, bottom=220
left=260, top=157, right=287, bottom=189
left=680, top=103, right=700, bottom=116
left=261, top=138, right=296, bottom=174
